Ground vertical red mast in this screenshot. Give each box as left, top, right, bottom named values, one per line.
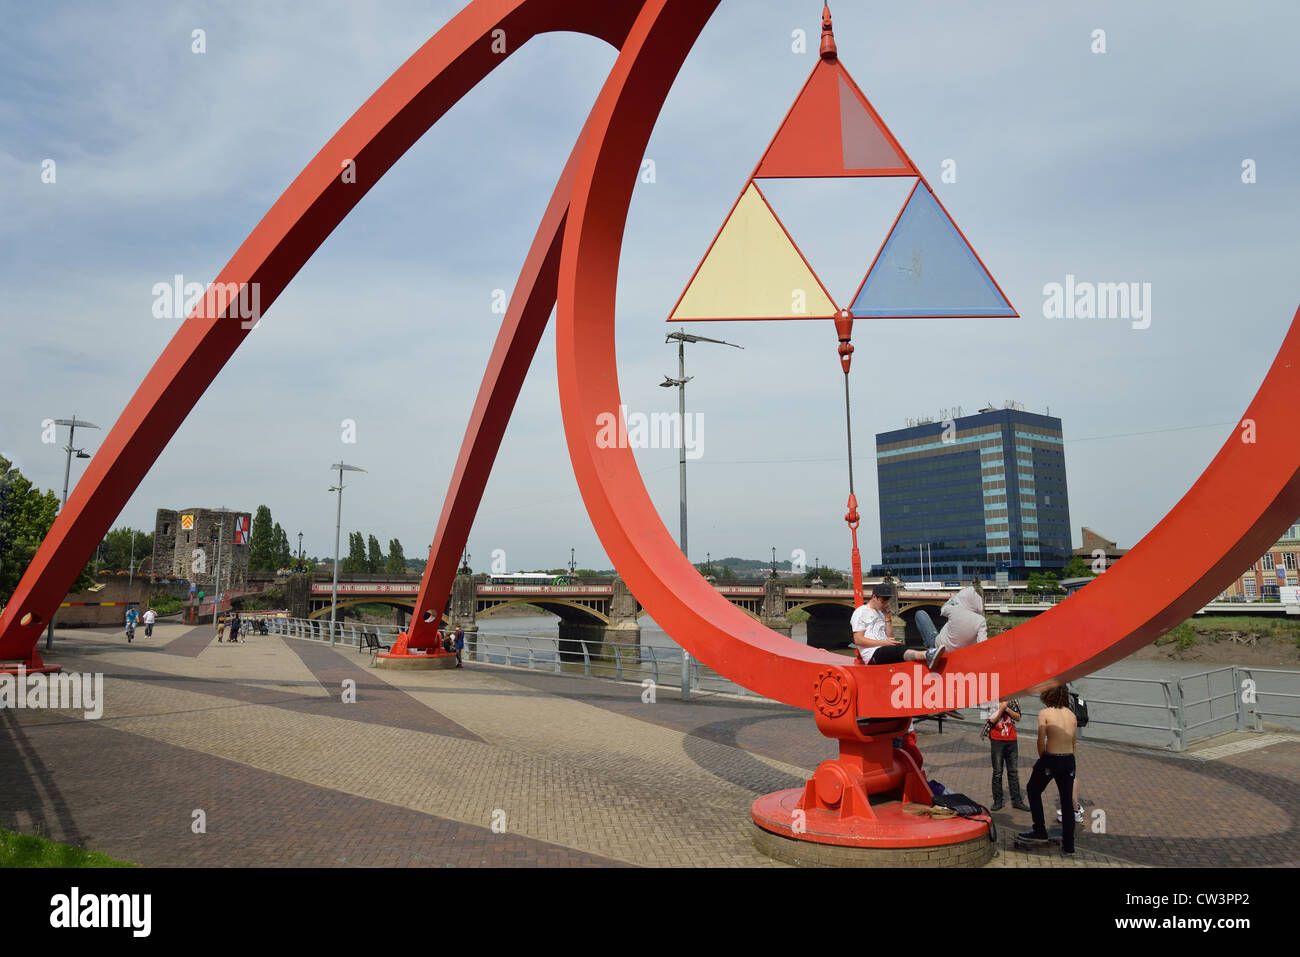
left=822, top=4, right=865, bottom=607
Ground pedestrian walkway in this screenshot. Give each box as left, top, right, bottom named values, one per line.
left=1, top=624, right=1295, bottom=867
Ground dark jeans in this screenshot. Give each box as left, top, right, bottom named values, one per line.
left=1027, top=753, right=1076, bottom=852
left=990, top=738, right=1022, bottom=804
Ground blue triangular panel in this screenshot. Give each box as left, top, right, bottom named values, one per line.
left=850, top=186, right=1016, bottom=318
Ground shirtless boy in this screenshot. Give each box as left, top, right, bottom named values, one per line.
left=1017, top=685, right=1078, bottom=854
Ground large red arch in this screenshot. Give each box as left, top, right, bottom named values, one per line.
left=0, top=0, right=653, bottom=663
left=2, top=0, right=1296, bottom=735
left=552, top=10, right=1300, bottom=711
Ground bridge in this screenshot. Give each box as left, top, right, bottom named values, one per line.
left=264, top=571, right=1299, bottom=649
left=270, top=573, right=955, bottom=649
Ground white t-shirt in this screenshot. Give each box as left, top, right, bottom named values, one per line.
left=850, top=603, right=888, bottom=664
left=143, top=609, right=157, bottom=625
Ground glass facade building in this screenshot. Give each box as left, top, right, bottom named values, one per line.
left=874, top=409, right=1072, bottom=580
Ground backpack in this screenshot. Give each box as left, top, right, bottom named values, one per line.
left=1069, top=691, right=1089, bottom=727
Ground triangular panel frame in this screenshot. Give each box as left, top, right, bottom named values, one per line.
left=849, top=181, right=1018, bottom=319
left=668, top=181, right=839, bottom=322
left=755, top=58, right=916, bottom=179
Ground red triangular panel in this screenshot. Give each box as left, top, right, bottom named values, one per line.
left=756, top=60, right=915, bottom=178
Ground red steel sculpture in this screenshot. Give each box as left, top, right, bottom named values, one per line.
left=4, top=0, right=1299, bottom=854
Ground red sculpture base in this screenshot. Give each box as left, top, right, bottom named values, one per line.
left=0, top=650, right=61, bottom=675
left=372, top=631, right=458, bottom=669
left=752, top=715, right=990, bottom=863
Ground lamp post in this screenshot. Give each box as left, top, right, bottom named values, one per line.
left=209, top=507, right=236, bottom=627
left=329, top=462, right=366, bottom=647
left=661, top=331, right=740, bottom=703
left=297, top=531, right=303, bottom=569
left=127, top=528, right=136, bottom=613
left=46, top=416, right=98, bottom=650
left=659, top=330, right=742, bottom=559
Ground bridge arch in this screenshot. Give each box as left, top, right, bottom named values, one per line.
left=477, top=598, right=610, bottom=626
left=307, top=597, right=419, bottom=621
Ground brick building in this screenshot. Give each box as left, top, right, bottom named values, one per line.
left=153, top=508, right=251, bottom=599
left=1222, top=519, right=1300, bottom=599
left=1072, top=527, right=1128, bottom=570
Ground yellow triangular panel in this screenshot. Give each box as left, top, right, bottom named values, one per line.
left=670, top=184, right=837, bottom=321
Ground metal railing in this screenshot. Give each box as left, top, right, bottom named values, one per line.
left=470, top=633, right=757, bottom=697
left=265, top=618, right=1298, bottom=747
left=1237, top=667, right=1300, bottom=732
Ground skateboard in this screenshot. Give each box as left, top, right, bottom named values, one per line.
left=1013, top=826, right=1068, bottom=850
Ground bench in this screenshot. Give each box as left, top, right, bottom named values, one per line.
left=914, top=711, right=954, bottom=733
left=359, top=631, right=391, bottom=654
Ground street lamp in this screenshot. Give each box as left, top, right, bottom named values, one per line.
left=329, top=462, right=366, bottom=647
left=297, top=531, right=303, bottom=568
left=209, top=507, right=236, bottom=627
left=46, top=416, right=99, bottom=650
left=660, top=329, right=742, bottom=559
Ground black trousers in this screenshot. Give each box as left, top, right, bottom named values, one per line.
left=867, top=644, right=909, bottom=665
left=990, top=739, right=1022, bottom=804
left=1028, top=753, right=1076, bottom=852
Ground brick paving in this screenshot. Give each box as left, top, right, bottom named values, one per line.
left=158, top=624, right=220, bottom=658
left=0, top=627, right=1294, bottom=867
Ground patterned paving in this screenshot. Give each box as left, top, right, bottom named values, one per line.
left=1, top=624, right=1295, bottom=867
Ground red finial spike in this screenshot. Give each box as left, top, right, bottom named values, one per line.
left=820, top=4, right=837, bottom=60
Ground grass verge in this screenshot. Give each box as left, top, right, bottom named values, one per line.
left=0, top=826, right=134, bottom=868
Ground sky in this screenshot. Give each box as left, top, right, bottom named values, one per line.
left=2, top=0, right=1298, bottom=576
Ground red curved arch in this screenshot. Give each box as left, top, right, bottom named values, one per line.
left=0, top=0, right=650, bottom=661
left=554, top=9, right=1300, bottom=711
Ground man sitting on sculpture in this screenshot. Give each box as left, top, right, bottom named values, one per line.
left=914, top=586, right=987, bottom=656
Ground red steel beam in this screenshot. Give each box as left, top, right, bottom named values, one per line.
left=0, top=0, right=649, bottom=664
left=553, top=1, right=1300, bottom=713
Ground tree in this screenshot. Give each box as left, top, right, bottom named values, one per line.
left=98, top=526, right=154, bottom=572
left=247, top=505, right=275, bottom=571
left=1027, top=571, right=1062, bottom=595
left=386, top=539, right=406, bottom=575
left=805, top=565, right=845, bottom=584
left=1060, top=556, right=1095, bottom=580
left=367, top=535, right=383, bottom=574
left=0, top=455, right=94, bottom=608
left=342, top=531, right=367, bottom=573
left=274, top=523, right=291, bottom=569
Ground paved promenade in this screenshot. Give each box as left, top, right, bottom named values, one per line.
left=1, top=623, right=1296, bottom=867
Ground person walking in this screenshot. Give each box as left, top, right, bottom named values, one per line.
left=216, top=613, right=226, bottom=642
left=453, top=623, right=465, bottom=668
left=142, top=606, right=157, bottom=638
